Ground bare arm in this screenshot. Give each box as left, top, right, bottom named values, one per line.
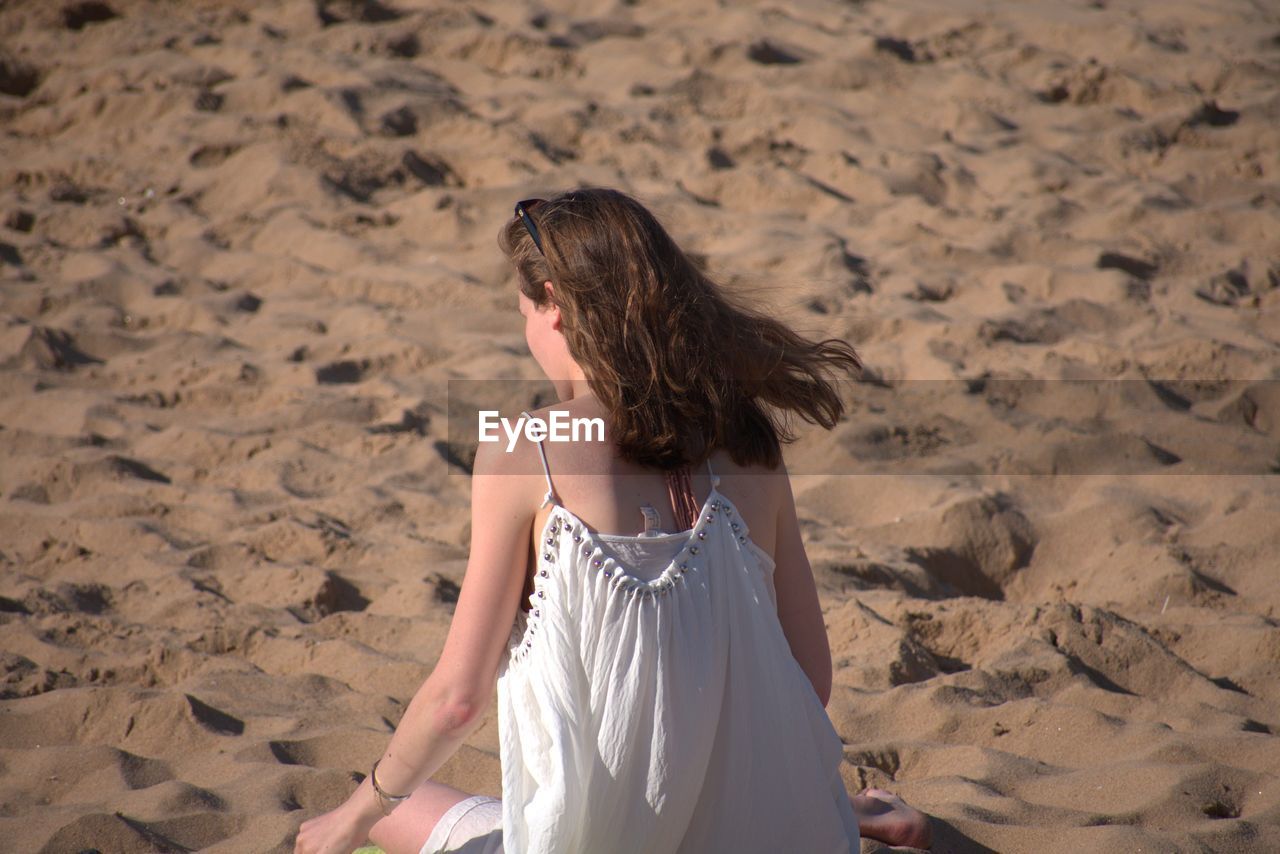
left=770, top=464, right=833, bottom=707
left=374, top=437, right=535, bottom=770
left=317, top=437, right=537, bottom=835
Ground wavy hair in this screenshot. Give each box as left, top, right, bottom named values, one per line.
left=498, top=187, right=861, bottom=470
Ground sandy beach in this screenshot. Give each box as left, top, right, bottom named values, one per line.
left=2, top=0, right=1278, bottom=850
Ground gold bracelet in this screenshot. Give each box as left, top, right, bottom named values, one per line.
left=370, top=758, right=412, bottom=815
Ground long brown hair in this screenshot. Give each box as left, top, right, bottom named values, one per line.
left=499, top=188, right=861, bottom=470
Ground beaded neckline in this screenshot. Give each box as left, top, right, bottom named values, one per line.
left=509, top=486, right=757, bottom=660
left=545, top=485, right=729, bottom=585
left=509, top=486, right=759, bottom=662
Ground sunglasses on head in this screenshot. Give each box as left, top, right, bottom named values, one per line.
left=514, top=198, right=547, bottom=256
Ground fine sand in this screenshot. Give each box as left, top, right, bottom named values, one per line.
left=2, top=0, right=1279, bottom=851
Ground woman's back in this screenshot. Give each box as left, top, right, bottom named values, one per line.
left=294, top=188, right=930, bottom=854
left=496, top=403, right=861, bottom=854
left=518, top=394, right=782, bottom=570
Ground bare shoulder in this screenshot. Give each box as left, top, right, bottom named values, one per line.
left=522, top=398, right=606, bottom=433
left=709, top=446, right=789, bottom=494
left=471, top=418, right=550, bottom=507
left=512, top=399, right=612, bottom=481
left=709, top=448, right=790, bottom=556
left=472, top=425, right=528, bottom=477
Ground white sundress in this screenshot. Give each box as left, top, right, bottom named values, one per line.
left=493, top=430, right=861, bottom=854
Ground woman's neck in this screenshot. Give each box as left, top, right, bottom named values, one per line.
left=556, top=376, right=595, bottom=402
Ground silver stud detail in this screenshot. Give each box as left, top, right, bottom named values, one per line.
left=705, top=514, right=715, bottom=523
left=546, top=537, right=554, bottom=545
left=539, top=569, right=548, bottom=577
left=583, top=546, right=591, bottom=556
left=534, top=608, right=540, bottom=617
left=739, top=535, right=746, bottom=543
left=604, top=569, right=612, bottom=578
left=690, top=546, right=699, bottom=555
left=543, top=551, right=552, bottom=561
left=593, top=558, right=603, bottom=568
left=573, top=534, right=582, bottom=543
left=538, top=590, right=545, bottom=598
left=679, top=562, right=688, bottom=572
left=731, top=522, right=740, bottom=531
left=697, top=530, right=706, bottom=539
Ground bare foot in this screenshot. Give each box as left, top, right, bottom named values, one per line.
left=850, top=788, right=932, bottom=850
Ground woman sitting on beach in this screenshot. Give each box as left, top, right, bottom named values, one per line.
left=294, top=188, right=932, bottom=854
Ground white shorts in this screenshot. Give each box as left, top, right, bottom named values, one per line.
left=419, top=795, right=504, bottom=854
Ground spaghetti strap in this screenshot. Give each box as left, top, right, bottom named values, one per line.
left=521, top=410, right=558, bottom=509
left=706, top=455, right=719, bottom=487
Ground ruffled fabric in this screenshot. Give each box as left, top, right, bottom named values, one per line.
left=497, top=487, right=860, bottom=854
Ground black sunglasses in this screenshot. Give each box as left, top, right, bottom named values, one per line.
left=514, top=198, right=547, bottom=256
